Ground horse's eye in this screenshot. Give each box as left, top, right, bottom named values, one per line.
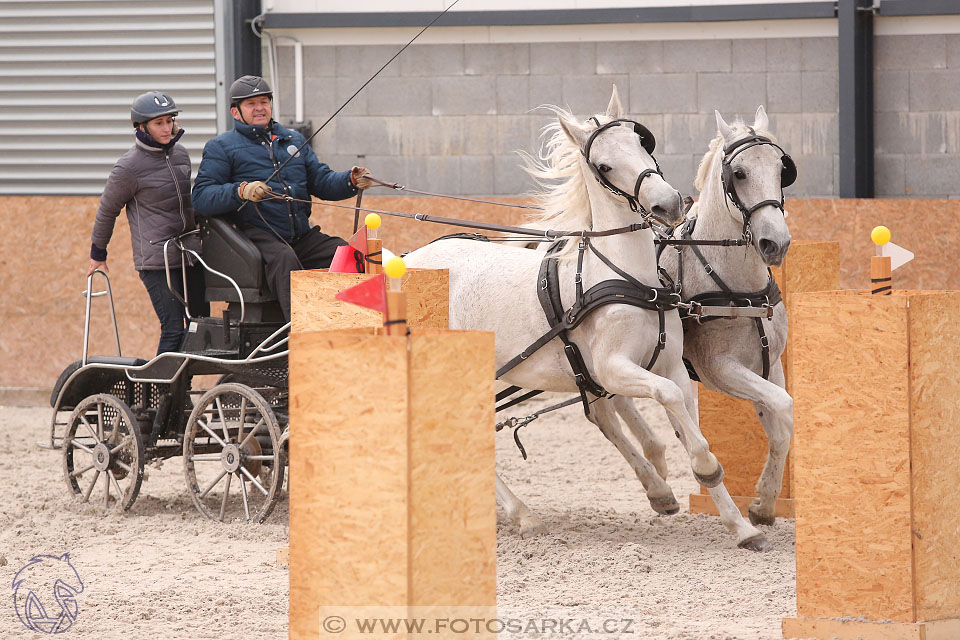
left=734, top=168, right=746, bottom=180
left=598, top=164, right=612, bottom=173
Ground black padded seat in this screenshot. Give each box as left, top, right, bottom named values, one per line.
left=50, top=357, right=148, bottom=407
left=199, top=216, right=277, bottom=304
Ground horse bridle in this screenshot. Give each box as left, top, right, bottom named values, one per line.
left=583, top=117, right=664, bottom=221
left=720, top=128, right=796, bottom=240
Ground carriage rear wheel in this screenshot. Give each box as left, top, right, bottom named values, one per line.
left=182, top=383, right=284, bottom=523
left=62, top=394, right=145, bottom=512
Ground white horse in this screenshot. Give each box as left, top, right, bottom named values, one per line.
left=617, top=106, right=794, bottom=528
left=404, top=88, right=768, bottom=551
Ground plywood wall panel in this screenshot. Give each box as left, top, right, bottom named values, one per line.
left=290, top=269, right=449, bottom=333
left=907, top=292, right=960, bottom=622
left=792, top=291, right=914, bottom=622
left=289, top=330, right=411, bottom=640
left=408, top=330, right=496, bottom=607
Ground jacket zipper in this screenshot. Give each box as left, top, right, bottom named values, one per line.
left=165, top=150, right=187, bottom=266
left=263, top=133, right=295, bottom=239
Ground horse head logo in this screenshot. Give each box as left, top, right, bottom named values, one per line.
left=11, top=553, right=84, bottom=634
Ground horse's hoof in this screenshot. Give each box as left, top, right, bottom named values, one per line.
left=693, top=462, right=725, bottom=488
left=519, top=519, right=547, bottom=539
left=748, top=502, right=776, bottom=526
left=737, top=533, right=771, bottom=552
left=649, top=494, right=680, bottom=516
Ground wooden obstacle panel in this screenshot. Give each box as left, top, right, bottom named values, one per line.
left=290, top=268, right=449, bottom=332
left=785, top=290, right=960, bottom=637
left=691, top=241, right=840, bottom=518
left=288, top=328, right=496, bottom=640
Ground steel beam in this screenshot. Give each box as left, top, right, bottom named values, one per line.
left=838, top=0, right=874, bottom=198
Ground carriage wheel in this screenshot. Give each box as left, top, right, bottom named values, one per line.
left=62, top=394, right=145, bottom=512
left=182, top=383, right=284, bottom=523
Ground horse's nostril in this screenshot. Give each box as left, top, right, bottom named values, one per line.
left=759, top=239, right=778, bottom=256
left=652, top=205, right=666, bottom=218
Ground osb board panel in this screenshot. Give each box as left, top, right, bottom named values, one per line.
left=783, top=616, right=960, bottom=640
left=288, top=330, right=411, bottom=640
left=697, top=387, right=791, bottom=498
left=785, top=199, right=960, bottom=291
left=782, top=617, right=925, bottom=640
left=907, top=292, right=960, bottom=621
left=5, top=195, right=958, bottom=390
left=290, top=268, right=448, bottom=333
left=408, top=330, right=497, bottom=606
left=792, top=291, right=914, bottom=621
left=688, top=493, right=794, bottom=519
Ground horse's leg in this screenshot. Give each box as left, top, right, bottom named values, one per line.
left=705, top=358, right=793, bottom=526
left=598, top=357, right=768, bottom=550
left=597, top=355, right=721, bottom=485
left=588, top=398, right=679, bottom=515
left=610, top=395, right=670, bottom=481
left=495, top=473, right=546, bottom=538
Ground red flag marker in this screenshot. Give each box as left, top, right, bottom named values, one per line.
left=335, top=274, right=387, bottom=314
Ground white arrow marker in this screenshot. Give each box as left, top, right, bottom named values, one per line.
left=883, top=241, right=914, bottom=271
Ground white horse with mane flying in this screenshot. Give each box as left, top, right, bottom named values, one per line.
left=403, top=88, right=769, bottom=551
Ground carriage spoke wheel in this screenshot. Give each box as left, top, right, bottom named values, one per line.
left=183, top=383, right=284, bottom=524
left=62, top=394, right=144, bottom=512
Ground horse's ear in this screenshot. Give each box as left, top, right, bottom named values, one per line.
left=715, top=110, right=735, bottom=144
left=558, top=113, right=589, bottom=149
left=753, top=105, right=769, bottom=133
left=605, top=84, right=624, bottom=119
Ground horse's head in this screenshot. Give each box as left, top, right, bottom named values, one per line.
left=714, top=106, right=793, bottom=266
left=558, top=86, right=684, bottom=227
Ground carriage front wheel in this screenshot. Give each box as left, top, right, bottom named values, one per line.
left=182, top=383, right=284, bottom=523
left=62, top=394, right=145, bottom=512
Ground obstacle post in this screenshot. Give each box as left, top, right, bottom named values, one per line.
left=871, top=225, right=892, bottom=295
left=782, top=230, right=960, bottom=640
left=288, top=328, right=497, bottom=640
left=365, top=213, right=383, bottom=275
left=689, top=241, right=841, bottom=519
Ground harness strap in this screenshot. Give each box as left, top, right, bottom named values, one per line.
left=676, top=217, right=782, bottom=381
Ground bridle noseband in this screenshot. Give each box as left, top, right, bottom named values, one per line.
left=583, top=117, right=664, bottom=222
left=720, top=128, right=796, bottom=241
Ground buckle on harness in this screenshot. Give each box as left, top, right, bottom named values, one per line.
left=704, top=264, right=714, bottom=275
left=574, top=273, right=582, bottom=284
left=659, top=332, right=668, bottom=346
left=648, top=289, right=658, bottom=303
left=759, top=335, right=770, bottom=348
left=540, top=277, right=548, bottom=291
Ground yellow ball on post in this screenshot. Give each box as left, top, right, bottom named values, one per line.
left=871, top=225, right=891, bottom=246
left=364, top=213, right=382, bottom=230
left=384, top=256, right=407, bottom=279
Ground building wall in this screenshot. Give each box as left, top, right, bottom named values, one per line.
left=263, top=26, right=960, bottom=198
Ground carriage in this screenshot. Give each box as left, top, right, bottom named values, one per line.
left=47, top=218, right=290, bottom=523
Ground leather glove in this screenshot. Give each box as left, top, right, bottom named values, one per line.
left=238, top=180, right=272, bottom=202
left=350, top=166, right=373, bottom=190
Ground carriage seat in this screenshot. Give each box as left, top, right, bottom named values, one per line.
left=198, top=217, right=284, bottom=323
left=50, top=356, right=148, bottom=408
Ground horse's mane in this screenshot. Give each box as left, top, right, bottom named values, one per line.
left=693, top=118, right=778, bottom=212
left=518, top=106, right=594, bottom=259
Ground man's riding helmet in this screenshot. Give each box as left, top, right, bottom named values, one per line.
left=229, top=75, right=273, bottom=108
left=130, top=91, right=180, bottom=128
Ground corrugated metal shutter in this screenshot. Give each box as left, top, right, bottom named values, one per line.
left=0, top=0, right=219, bottom=195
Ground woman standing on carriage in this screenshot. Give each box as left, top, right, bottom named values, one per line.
left=87, top=91, right=209, bottom=355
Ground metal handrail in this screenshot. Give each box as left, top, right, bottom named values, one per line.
left=81, top=269, right=121, bottom=366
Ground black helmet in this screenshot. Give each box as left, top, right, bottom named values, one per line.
left=131, top=91, right=179, bottom=127
left=229, top=75, right=272, bottom=107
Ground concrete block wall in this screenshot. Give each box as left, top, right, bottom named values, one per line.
left=270, top=34, right=953, bottom=198
left=875, top=34, right=960, bottom=198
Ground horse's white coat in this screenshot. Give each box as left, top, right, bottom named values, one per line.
left=652, top=106, right=794, bottom=526
left=404, top=88, right=767, bottom=549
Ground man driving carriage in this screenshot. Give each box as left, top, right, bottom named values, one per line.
left=192, top=75, right=373, bottom=321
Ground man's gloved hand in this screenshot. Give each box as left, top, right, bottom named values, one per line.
left=350, top=166, right=373, bottom=190
left=238, top=180, right=272, bottom=202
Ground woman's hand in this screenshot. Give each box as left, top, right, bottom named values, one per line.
left=87, top=259, right=109, bottom=277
